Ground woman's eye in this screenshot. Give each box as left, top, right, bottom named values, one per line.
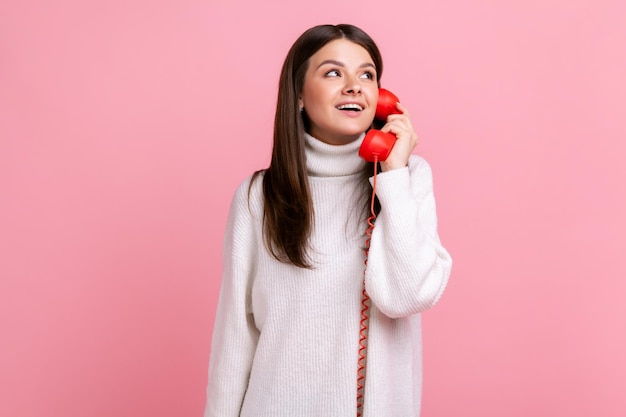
left=360, top=71, right=375, bottom=80
left=325, top=70, right=340, bottom=77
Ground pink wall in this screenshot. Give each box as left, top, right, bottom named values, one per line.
left=1, top=1, right=624, bottom=416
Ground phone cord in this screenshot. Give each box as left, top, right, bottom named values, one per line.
left=357, top=159, right=378, bottom=417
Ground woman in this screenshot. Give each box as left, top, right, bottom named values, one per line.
left=205, top=24, right=452, bottom=417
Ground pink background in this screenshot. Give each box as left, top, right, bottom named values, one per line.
left=1, top=1, right=625, bottom=416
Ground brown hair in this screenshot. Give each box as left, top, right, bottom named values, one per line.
left=252, top=24, right=384, bottom=268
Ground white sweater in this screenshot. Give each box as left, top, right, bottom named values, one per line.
left=205, top=133, right=452, bottom=417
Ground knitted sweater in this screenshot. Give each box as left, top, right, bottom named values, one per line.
left=204, top=133, right=452, bottom=417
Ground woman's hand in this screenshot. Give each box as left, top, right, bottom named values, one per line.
left=379, top=102, right=419, bottom=172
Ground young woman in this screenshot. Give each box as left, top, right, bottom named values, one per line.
left=204, top=24, right=452, bottom=417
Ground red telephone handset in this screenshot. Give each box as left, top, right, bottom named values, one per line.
left=358, top=88, right=402, bottom=162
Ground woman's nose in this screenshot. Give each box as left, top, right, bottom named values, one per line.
left=343, top=76, right=362, bottom=95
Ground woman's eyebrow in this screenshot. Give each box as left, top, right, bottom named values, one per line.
left=316, top=60, right=376, bottom=70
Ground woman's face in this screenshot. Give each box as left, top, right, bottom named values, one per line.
left=299, top=39, right=379, bottom=145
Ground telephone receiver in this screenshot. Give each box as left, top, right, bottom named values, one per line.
left=358, top=88, right=402, bottom=162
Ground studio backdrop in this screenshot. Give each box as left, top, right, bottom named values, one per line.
left=1, top=1, right=625, bottom=416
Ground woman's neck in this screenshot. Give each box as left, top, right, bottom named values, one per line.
left=304, top=132, right=367, bottom=177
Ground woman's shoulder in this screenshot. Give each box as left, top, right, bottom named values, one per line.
left=229, top=170, right=265, bottom=217
left=233, top=170, right=264, bottom=196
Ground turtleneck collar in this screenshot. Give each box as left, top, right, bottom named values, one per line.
left=304, top=132, right=368, bottom=177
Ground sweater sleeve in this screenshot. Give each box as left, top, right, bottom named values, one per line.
left=365, top=155, right=452, bottom=318
left=204, top=179, right=260, bottom=417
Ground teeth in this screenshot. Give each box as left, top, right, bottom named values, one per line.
left=337, top=103, right=363, bottom=111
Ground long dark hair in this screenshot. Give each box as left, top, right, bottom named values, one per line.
left=252, top=24, right=384, bottom=268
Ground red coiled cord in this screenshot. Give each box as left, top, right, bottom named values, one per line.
left=357, top=159, right=378, bottom=416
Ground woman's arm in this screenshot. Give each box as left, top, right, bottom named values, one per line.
left=205, top=180, right=259, bottom=417
left=365, top=156, right=452, bottom=318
